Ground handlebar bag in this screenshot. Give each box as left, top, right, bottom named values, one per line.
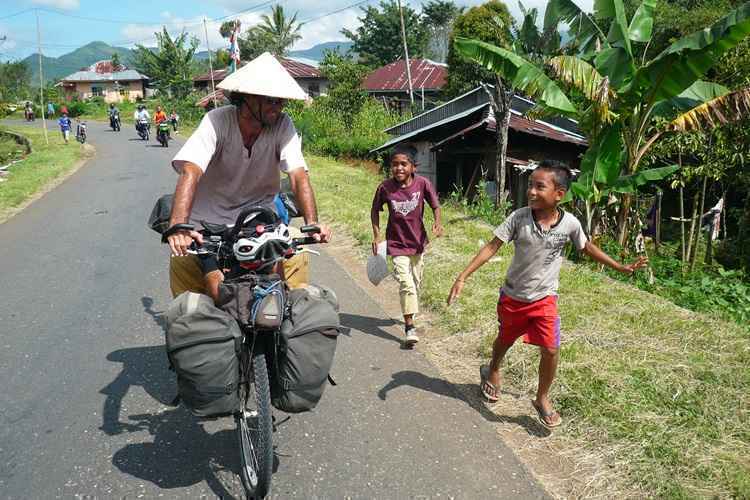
left=272, top=284, right=340, bottom=413
left=166, top=292, right=242, bottom=417
left=147, top=193, right=173, bottom=235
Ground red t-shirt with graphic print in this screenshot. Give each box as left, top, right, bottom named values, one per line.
left=371, top=175, right=440, bottom=256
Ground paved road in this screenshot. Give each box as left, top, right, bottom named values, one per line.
left=0, top=120, right=546, bottom=499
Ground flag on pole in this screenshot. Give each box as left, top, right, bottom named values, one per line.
left=229, top=20, right=241, bottom=73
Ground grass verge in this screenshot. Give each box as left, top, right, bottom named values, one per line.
left=0, top=125, right=85, bottom=222
left=309, top=154, right=750, bottom=499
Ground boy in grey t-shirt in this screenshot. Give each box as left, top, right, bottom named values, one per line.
left=447, top=160, right=647, bottom=428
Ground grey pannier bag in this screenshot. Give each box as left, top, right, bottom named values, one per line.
left=272, top=285, right=341, bottom=413
left=166, top=292, right=242, bottom=417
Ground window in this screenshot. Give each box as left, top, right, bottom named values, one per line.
left=91, top=86, right=103, bottom=97
left=308, top=84, right=320, bottom=98
left=119, top=89, right=129, bottom=97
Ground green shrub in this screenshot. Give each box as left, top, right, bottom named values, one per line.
left=587, top=237, right=750, bottom=327
left=288, top=96, right=401, bottom=159
left=447, top=179, right=510, bottom=226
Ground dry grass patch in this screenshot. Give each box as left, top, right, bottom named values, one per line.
left=310, top=154, right=750, bottom=499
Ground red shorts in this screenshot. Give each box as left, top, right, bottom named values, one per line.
left=497, top=293, right=560, bottom=349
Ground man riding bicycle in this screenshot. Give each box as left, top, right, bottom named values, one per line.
left=165, top=52, right=332, bottom=302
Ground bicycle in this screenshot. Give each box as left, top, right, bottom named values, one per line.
left=173, top=207, right=322, bottom=498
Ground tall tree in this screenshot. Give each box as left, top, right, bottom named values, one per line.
left=0, top=60, right=31, bottom=101
left=457, top=0, right=750, bottom=244
left=444, top=1, right=513, bottom=97
left=133, top=28, right=198, bottom=99
left=252, top=5, right=303, bottom=57
left=342, top=0, right=428, bottom=67
left=422, top=0, right=464, bottom=62
left=111, top=53, right=122, bottom=72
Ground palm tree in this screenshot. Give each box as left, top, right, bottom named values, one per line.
left=457, top=0, right=750, bottom=243
left=252, top=5, right=303, bottom=57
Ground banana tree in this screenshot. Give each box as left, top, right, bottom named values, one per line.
left=456, top=0, right=750, bottom=243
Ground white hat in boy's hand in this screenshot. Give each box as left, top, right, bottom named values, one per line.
left=367, top=241, right=388, bottom=286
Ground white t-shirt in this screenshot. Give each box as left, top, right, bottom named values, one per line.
left=172, top=105, right=307, bottom=227
left=134, top=109, right=150, bottom=121
left=494, top=207, right=588, bottom=302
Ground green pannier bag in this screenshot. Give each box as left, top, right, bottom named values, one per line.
left=272, top=285, right=341, bottom=413
left=166, top=292, right=242, bottom=417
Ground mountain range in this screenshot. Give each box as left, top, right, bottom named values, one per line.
left=21, top=41, right=354, bottom=83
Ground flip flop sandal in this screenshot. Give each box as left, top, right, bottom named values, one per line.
left=531, top=399, right=562, bottom=429
left=479, top=364, right=500, bottom=402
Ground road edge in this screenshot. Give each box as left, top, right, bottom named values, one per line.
left=0, top=143, right=96, bottom=226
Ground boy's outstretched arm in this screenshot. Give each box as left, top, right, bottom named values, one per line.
left=447, top=237, right=504, bottom=305
left=582, top=241, right=648, bottom=274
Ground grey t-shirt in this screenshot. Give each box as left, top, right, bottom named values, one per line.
left=172, top=105, right=306, bottom=227
left=493, top=207, right=588, bottom=302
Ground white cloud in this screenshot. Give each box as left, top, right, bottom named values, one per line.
left=30, top=0, right=80, bottom=10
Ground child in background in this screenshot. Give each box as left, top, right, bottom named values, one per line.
left=447, top=160, right=647, bottom=428
left=58, top=113, right=72, bottom=144
left=371, top=144, right=443, bottom=347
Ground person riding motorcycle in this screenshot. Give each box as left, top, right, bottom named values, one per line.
left=134, top=104, right=150, bottom=135
left=165, top=52, right=332, bottom=302
left=154, top=105, right=169, bottom=141
left=108, top=103, right=121, bottom=129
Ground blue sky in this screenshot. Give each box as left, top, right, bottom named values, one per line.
left=0, top=0, right=593, bottom=61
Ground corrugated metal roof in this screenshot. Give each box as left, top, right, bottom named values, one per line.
left=194, top=57, right=322, bottom=82
left=61, top=69, right=148, bottom=82
left=362, top=58, right=447, bottom=92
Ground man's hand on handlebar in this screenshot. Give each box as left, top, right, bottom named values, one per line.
left=167, top=227, right=204, bottom=257
left=311, top=223, right=332, bottom=243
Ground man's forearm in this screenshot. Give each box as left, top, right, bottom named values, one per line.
left=169, top=163, right=202, bottom=226
left=292, top=172, right=318, bottom=224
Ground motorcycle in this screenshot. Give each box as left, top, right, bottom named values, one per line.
left=110, top=112, right=121, bottom=132
left=76, top=122, right=87, bottom=144
left=24, top=108, right=35, bottom=121
left=156, top=121, right=170, bottom=147
left=137, top=119, right=150, bottom=141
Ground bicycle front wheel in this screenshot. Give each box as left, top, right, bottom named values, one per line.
left=237, top=351, right=273, bottom=498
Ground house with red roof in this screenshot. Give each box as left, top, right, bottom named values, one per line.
left=193, top=57, right=328, bottom=108
left=57, top=60, right=149, bottom=103
left=362, top=58, right=448, bottom=112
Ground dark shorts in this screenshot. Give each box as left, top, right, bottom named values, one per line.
left=497, top=293, right=560, bottom=349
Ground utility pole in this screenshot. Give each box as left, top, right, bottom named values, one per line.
left=35, top=10, right=49, bottom=145
left=203, top=18, right=218, bottom=109
left=396, top=0, right=414, bottom=108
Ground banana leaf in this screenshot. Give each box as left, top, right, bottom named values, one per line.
left=611, top=165, right=680, bottom=193
left=667, top=86, right=750, bottom=131
left=651, top=80, right=730, bottom=121
left=544, top=0, right=605, bottom=57
left=628, top=0, right=657, bottom=43
left=596, top=0, right=632, bottom=54
left=454, top=38, right=577, bottom=114
left=624, top=2, right=750, bottom=104
left=595, top=46, right=636, bottom=88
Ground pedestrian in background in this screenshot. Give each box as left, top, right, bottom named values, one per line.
left=47, top=102, right=55, bottom=118
left=58, top=112, right=72, bottom=144
left=371, top=143, right=443, bottom=348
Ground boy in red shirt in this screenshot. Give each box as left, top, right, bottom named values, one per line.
left=371, top=144, right=443, bottom=347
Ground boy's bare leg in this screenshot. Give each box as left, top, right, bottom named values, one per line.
left=404, top=313, right=414, bottom=328
left=487, top=335, right=512, bottom=387
left=534, top=346, right=561, bottom=423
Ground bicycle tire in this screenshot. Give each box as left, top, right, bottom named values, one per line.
left=237, top=351, right=273, bottom=498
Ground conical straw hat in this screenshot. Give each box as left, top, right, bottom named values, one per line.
left=217, top=52, right=309, bottom=100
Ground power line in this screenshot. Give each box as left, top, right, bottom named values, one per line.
left=300, top=0, right=374, bottom=24
left=0, top=9, right=34, bottom=21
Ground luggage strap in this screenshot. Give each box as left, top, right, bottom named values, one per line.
left=280, top=374, right=337, bottom=390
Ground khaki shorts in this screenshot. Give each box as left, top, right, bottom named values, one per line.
left=169, top=253, right=310, bottom=298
